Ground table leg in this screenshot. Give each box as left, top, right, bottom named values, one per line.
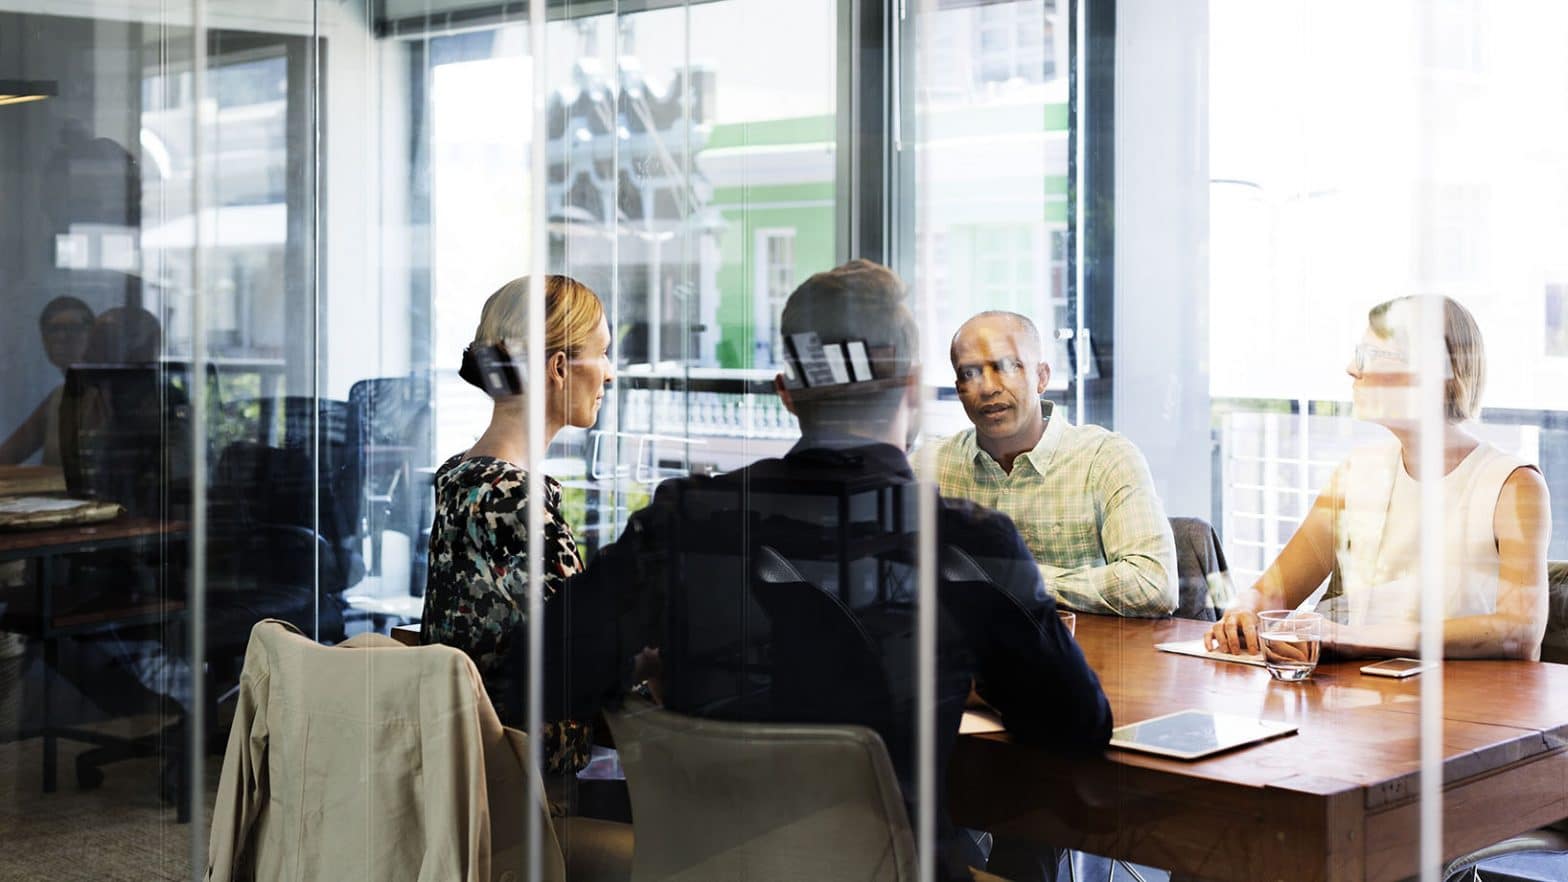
left=174, top=658, right=209, bottom=824
left=39, top=555, right=56, bottom=794
left=42, top=635, right=56, bottom=793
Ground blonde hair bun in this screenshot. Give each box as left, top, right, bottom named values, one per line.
left=472, top=274, right=605, bottom=360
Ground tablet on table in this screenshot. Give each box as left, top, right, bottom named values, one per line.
left=1109, top=709, right=1297, bottom=760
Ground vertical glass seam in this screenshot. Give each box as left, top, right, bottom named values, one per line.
left=911, top=5, right=937, bottom=880
left=525, top=1, right=549, bottom=879
left=188, top=0, right=211, bottom=873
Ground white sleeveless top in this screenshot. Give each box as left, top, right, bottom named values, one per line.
left=1329, top=439, right=1529, bottom=628
left=41, top=384, right=64, bottom=467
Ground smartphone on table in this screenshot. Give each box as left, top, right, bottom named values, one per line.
left=1360, top=657, right=1427, bottom=678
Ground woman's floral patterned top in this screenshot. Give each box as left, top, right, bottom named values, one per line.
left=420, top=453, right=592, bottom=775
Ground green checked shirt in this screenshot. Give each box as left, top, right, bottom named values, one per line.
left=928, top=400, right=1178, bottom=617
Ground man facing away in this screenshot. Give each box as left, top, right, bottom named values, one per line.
left=931, top=311, right=1178, bottom=617
left=548, top=261, right=1111, bottom=880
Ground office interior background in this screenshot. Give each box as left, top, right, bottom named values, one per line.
left=2, top=0, right=1567, bottom=878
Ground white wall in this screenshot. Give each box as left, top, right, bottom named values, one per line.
left=1112, top=0, right=1212, bottom=518
left=321, top=1, right=415, bottom=400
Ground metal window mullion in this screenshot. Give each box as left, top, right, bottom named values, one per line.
left=188, top=0, right=211, bottom=874
left=1069, top=0, right=1086, bottom=426
left=908, top=5, right=937, bottom=881
left=837, top=0, right=891, bottom=266
left=525, top=1, right=549, bottom=879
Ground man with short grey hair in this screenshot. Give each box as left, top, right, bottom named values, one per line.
left=932, top=310, right=1178, bottom=617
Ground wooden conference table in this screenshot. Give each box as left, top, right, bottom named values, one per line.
left=950, top=615, right=1568, bottom=882
left=0, top=516, right=187, bottom=811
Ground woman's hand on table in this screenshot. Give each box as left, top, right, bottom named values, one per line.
left=1205, top=609, right=1260, bottom=655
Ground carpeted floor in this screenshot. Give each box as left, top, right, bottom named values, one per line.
left=0, top=716, right=221, bottom=881
left=0, top=635, right=222, bottom=881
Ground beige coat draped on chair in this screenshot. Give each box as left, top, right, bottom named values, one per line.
left=205, top=619, right=566, bottom=882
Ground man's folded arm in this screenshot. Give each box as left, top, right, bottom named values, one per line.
left=1037, top=554, right=1174, bottom=618
left=1041, top=436, right=1177, bottom=617
left=978, top=589, right=1113, bottom=751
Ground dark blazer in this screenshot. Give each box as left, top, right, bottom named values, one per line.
left=547, top=440, right=1112, bottom=877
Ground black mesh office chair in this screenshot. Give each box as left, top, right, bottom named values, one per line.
left=657, top=471, right=919, bottom=731
left=207, top=396, right=362, bottom=643
left=347, top=376, right=430, bottom=588
left=59, top=363, right=193, bottom=520
left=749, top=545, right=897, bottom=740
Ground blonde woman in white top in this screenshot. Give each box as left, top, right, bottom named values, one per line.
left=1207, top=296, right=1551, bottom=660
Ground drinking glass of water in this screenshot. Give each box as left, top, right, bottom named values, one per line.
left=1258, top=610, right=1322, bottom=682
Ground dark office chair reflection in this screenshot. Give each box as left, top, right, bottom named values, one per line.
left=749, top=545, right=897, bottom=744
left=656, top=476, right=926, bottom=759
left=60, top=364, right=191, bottom=519
left=51, top=378, right=363, bottom=810
left=46, top=361, right=194, bottom=810
left=208, top=396, right=363, bottom=642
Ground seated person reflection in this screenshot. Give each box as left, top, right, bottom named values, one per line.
left=419, top=275, right=615, bottom=774
left=931, top=311, right=1178, bottom=617
left=83, top=303, right=161, bottom=365
left=62, top=305, right=194, bottom=517
left=0, top=296, right=95, bottom=465
left=1207, top=296, right=1550, bottom=660
left=550, top=261, right=1112, bottom=880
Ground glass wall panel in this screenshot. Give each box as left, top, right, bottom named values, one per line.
left=6, top=0, right=1563, bottom=878
left=0, top=5, right=188, bottom=875
left=904, top=0, right=1568, bottom=880
left=900, top=0, right=1071, bottom=437
left=1205, top=6, right=1568, bottom=873
left=0, top=0, right=325, bottom=876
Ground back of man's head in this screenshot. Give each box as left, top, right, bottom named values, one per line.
left=780, top=260, right=918, bottom=436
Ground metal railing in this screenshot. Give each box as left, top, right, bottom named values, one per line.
left=1212, top=397, right=1547, bottom=588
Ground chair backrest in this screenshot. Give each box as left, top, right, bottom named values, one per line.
left=348, top=376, right=432, bottom=508
left=59, top=364, right=192, bottom=518
left=281, top=396, right=364, bottom=548
left=348, top=375, right=431, bottom=450
left=748, top=545, right=897, bottom=740
left=1544, top=561, right=1568, bottom=664
left=935, top=544, right=1051, bottom=715
left=1169, top=516, right=1236, bottom=620
left=657, top=462, right=919, bottom=720
left=209, top=397, right=365, bottom=595
left=603, top=697, right=917, bottom=882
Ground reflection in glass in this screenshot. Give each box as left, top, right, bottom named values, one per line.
left=1208, top=297, right=1551, bottom=662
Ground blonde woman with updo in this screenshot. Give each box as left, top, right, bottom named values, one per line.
left=1207, top=296, right=1550, bottom=661
left=420, top=275, right=614, bottom=775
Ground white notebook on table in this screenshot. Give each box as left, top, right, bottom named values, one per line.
left=1155, top=638, right=1268, bottom=668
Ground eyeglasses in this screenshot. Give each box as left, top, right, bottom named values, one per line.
left=955, top=356, right=1026, bottom=385
left=42, top=320, right=92, bottom=337
left=1352, top=344, right=1408, bottom=373
left=1353, top=343, right=1453, bottom=378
